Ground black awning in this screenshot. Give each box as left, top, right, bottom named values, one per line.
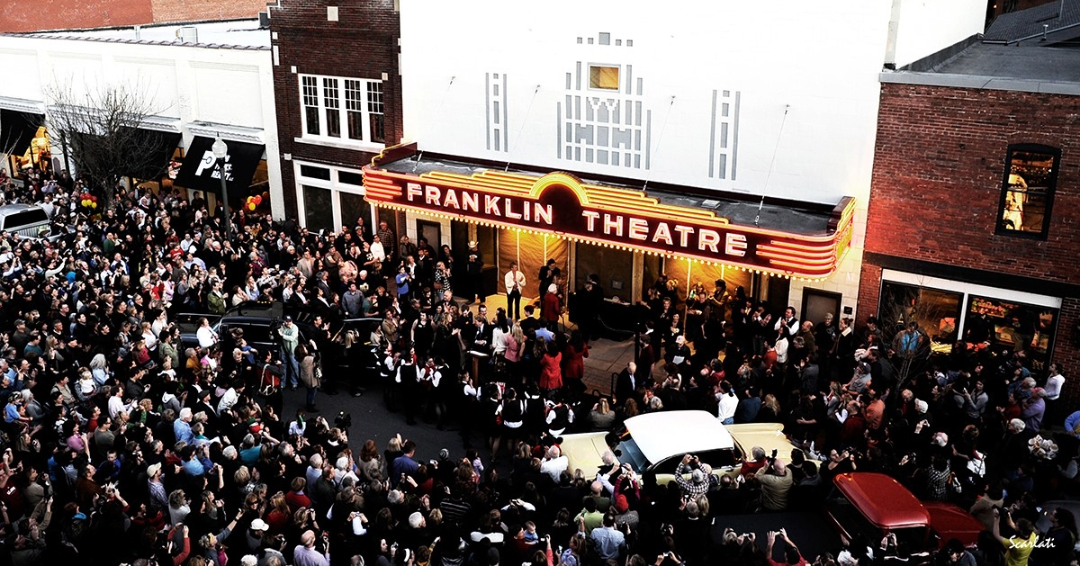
left=174, top=136, right=264, bottom=196
left=125, top=128, right=181, bottom=181
left=0, top=110, right=44, bottom=153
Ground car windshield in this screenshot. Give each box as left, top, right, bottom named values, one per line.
left=616, top=438, right=649, bottom=472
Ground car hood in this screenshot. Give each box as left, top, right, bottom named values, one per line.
left=561, top=432, right=612, bottom=475
left=924, top=502, right=984, bottom=547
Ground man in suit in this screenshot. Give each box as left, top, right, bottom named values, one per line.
left=415, top=247, right=435, bottom=289
left=616, top=361, right=643, bottom=404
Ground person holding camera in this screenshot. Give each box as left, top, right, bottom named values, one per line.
left=674, top=454, right=712, bottom=500
left=765, top=528, right=807, bottom=566
left=754, top=457, right=793, bottom=512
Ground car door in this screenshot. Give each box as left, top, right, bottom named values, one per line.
left=648, top=448, right=741, bottom=486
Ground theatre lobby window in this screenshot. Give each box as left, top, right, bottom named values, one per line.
left=996, top=144, right=1059, bottom=239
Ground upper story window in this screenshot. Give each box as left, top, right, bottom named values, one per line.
left=589, top=65, right=619, bottom=90
left=300, top=74, right=385, bottom=145
left=996, top=144, right=1060, bottom=239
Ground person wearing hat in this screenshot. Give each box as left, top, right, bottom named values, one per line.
left=277, top=315, right=300, bottom=389
left=147, top=462, right=168, bottom=512
left=244, top=518, right=271, bottom=554
left=845, top=361, right=873, bottom=394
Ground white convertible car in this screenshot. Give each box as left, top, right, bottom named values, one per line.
left=561, top=410, right=800, bottom=485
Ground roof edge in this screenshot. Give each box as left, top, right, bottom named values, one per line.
left=879, top=70, right=1080, bottom=96
left=899, top=34, right=983, bottom=73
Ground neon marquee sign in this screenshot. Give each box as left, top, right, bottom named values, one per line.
left=363, top=152, right=854, bottom=279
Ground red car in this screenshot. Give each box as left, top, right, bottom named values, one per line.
left=826, top=473, right=984, bottom=560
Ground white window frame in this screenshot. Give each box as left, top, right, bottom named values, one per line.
left=293, top=160, right=375, bottom=232
left=880, top=269, right=1062, bottom=344
left=297, top=73, right=385, bottom=151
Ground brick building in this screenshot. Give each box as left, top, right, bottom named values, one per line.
left=268, top=0, right=403, bottom=234
left=861, top=20, right=1080, bottom=403
left=0, top=0, right=268, bottom=33
left=269, top=0, right=985, bottom=323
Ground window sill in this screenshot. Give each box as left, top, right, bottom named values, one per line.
left=294, top=136, right=385, bottom=153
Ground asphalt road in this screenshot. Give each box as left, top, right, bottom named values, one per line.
left=280, top=379, right=487, bottom=466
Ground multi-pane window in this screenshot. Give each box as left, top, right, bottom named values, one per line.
left=367, top=82, right=385, bottom=143
left=300, top=74, right=384, bottom=144
left=996, top=144, right=1060, bottom=239
left=322, top=78, right=341, bottom=138
left=302, top=76, right=320, bottom=136
left=345, top=80, right=365, bottom=141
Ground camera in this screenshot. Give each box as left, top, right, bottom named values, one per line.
left=334, top=411, right=352, bottom=431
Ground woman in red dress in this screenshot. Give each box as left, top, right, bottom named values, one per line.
left=539, top=342, right=563, bottom=393
left=562, top=330, right=589, bottom=395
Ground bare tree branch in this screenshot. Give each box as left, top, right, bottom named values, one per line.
left=45, top=80, right=170, bottom=205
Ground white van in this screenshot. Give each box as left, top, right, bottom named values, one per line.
left=0, top=204, right=55, bottom=240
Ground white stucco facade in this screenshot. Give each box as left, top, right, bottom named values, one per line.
left=0, top=20, right=284, bottom=219
left=398, top=0, right=985, bottom=315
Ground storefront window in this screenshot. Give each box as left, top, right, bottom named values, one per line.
left=965, top=295, right=1056, bottom=370
left=338, top=192, right=372, bottom=235
left=302, top=185, right=334, bottom=234
left=997, top=144, right=1059, bottom=239
left=879, top=282, right=963, bottom=353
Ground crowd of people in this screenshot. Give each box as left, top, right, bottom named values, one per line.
left=0, top=165, right=1073, bottom=566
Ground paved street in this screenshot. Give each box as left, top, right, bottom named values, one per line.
left=281, top=381, right=476, bottom=464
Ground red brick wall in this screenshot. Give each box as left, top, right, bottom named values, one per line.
left=0, top=0, right=265, bottom=32
left=150, top=0, right=269, bottom=23
left=866, top=84, right=1080, bottom=283
left=269, top=0, right=403, bottom=220
left=861, top=82, right=1080, bottom=403
left=0, top=0, right=153, bottom=32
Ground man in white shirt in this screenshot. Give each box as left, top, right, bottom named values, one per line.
left=504, top=261, right=527, bottom=320
left=196, top=317, right=219, bottom=349
left=217, top=378, right=241, bottom=414
left=539, top=445, right=569, bottom=483
left=774, top=306, right=799, bottom=339
left=1045, top=363, right=1064, bottom=402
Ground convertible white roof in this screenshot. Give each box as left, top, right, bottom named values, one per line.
left=624, top=410, right=734, bottom=463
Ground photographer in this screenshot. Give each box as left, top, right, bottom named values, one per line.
left=674, top=454, right=711, bottom=499
left=753, top=456, right=793, bottom=512
left=765, top=528, right=807, bottom=566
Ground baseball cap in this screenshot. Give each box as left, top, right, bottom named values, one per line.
left=250, top=518, right=269, bottom=531
left=146, top=463, right=162, bottom=477
left=283, top=315, right=293, bottom=322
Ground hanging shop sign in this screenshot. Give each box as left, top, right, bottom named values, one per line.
left=364, top=151, right=854, bottom=280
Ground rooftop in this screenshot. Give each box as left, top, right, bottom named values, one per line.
left=881, top=41, right=1080, bottom=95
left=15, top=18, right=269, bottom=50
left=881, top=1, right=1080, bottom=95
left=984, top=0, right=1080, bottom=45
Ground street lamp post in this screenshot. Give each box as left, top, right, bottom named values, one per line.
left=211, top=136, right=232, bottom=242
